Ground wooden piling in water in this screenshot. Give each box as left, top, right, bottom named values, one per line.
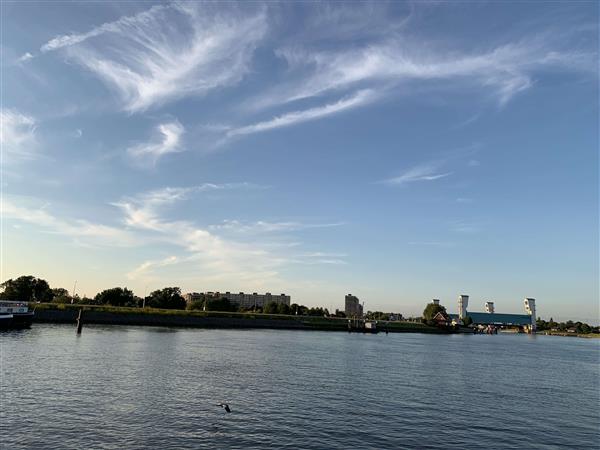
left=76, top=309, right=83, bottom=334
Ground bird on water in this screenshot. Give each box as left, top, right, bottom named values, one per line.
left=217, top=403, right=231, bottom=413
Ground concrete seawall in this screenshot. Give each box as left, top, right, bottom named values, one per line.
left=32, top=307, right=444, bottom=333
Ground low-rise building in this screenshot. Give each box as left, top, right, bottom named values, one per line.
left=183, top=292, right=203, bottom=304
left=184, top=291, right=290, bottom=309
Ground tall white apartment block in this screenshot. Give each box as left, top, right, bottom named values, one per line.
left=458, top=295, right=469, bottom=319
left=524, top=298, right=537, bottom=331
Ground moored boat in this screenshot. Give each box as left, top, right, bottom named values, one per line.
left=347, top=318, right=379, bottom=333
left=0, top=301, right=34, bottom=329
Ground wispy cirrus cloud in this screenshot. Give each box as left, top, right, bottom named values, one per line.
left=210, top=219, right=344, bottom=234
left=408, top=241, right=456, bottom=247
left=111, top=185, right=348, bottom=282
left=1, top=109, right=37, bottom=161
left=381, top=162, right=452, bottom=186
left=451, top=220, right=481, bottom=234
left=113, top=187, right=285, bottom=283
left=2, top=198, right=138, bottom=247
left=39, top=4, right=169, bottom=53
left=127, top=120, right=184, bottom=166
left=256, top=33, right=597, bottom=111
left=380, top=143, right=482, bottom=187
left=113, top=183, right=261, bottom=230
left=38, top=3, right=268, bottom=112
left=223, top=89, right=375, bottom=141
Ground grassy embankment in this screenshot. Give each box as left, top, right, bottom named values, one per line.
left=30, top=302, right=441, bottom=333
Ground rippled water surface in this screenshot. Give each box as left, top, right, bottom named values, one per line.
left=1, top=325, right=598, bottom=449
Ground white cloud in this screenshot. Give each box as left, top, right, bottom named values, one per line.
left=2, top=199, right=137, bottom=247
left=40, top=4, right=169, bottom=53
left=210, top=219, right=344, bottom=234
left=451, top=221, right=480, bottom=233
left=126, top=255, right=179, bottom=280
left=46, top=3, right=267, bottom=112
left=127, top=121, right=184, bottom=165
left=408, top=241, right=455, bottom=247
left=1, top=109, right=37, bottom=161
left=17, top=52, right=33, bottom=62
left=113, top=187, right=286, bottom=283
left=112, top=185, right=348, bottom=282
left=259, top=36, right=596, bottom=110
left=381, top=162, right=452, bottom=186
left=226, top=89, right=374, bottom=140
left=301, top=252, right=347, bottom=258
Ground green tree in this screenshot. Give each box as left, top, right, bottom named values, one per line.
left=0, top=276, right=53, bottom=302
left=146, top=287, right=186, bottom=309
left=51, top=287, right=73, bottom=304
left=79, top=296, right=96, bottom=305
left=422, top=302, right=446, bottom=321
left=205, top=297, right=237, bottom=312
left=308, top=307, right=328, bottom=316
left=94, top=287, right=135, bottom=307
left=263, top=302, right=278, bottom=314
left=277, top=303, right=291, bottom=315
left=187, top=300, right=206, bottom=311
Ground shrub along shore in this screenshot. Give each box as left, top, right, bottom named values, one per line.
left=30, top=303, right=444, bottom=333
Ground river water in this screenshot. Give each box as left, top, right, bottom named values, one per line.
left=1, top=325, right=598, bottom=449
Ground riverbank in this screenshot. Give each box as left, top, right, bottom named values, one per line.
left=30, top=303, right=445, bottom=333
left=537, top=330, right=600, bottom=339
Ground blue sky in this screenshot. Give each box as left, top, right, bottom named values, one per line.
left=1, top=1, right=598, bottom=321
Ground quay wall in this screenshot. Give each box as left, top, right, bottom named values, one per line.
left=31, top=304, right=444, bottom=333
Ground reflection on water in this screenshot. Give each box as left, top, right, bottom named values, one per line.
left=1, top=325, right=598, bottom=449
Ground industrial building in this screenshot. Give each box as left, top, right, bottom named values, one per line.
left=447, top=295, right=537, bottom=332
left=345, top=294, right=363, bottom=318
left=184, top=291, right=290, bottom=309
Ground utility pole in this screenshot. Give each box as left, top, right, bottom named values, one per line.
left=143, top=285, right=148, bottom=308
left=71, top=280, right=77, bottom=304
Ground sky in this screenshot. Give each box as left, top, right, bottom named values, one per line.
left=1, top=1, right=598, bottom=322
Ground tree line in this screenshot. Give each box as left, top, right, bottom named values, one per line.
left=0, top=275, right=332, bottom=315
left=0, top=276, right=187, bottom=309
left=536, top=317, right=599, bottom=335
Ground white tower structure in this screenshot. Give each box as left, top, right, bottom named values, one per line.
left=458, top=295, right=469, bottom=320
left=432, top=299, right=440, bottom=306
left=485, top=302, right=495, bottom=313
left=524, top=298, right=537, bottom=332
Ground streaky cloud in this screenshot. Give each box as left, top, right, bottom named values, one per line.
left=257, top=34, right=597, bottom=110
left=40, top=4, right=169, bottom=53
left=127, top=120, right=184, bottom=166
left=225, top=89, right=375, bottom=140
left=46, top=3, right=268, bottom=112
left=2, top=198, right=138, bottom=247
left=210, top=220, right=345, bottom=234
left=381, top=162, right=452, bottom=186
left=1, top=109, right=38, bottom=162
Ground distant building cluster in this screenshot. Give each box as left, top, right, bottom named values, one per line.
left=345, top=294, right=363, bottom=318
left=183, top=291, right=291, bottom=309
